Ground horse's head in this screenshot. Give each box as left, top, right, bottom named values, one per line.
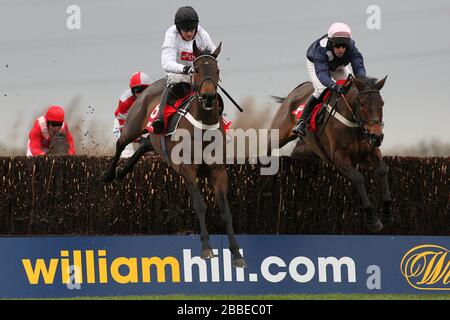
left=47, top=131, right=69, bottom=155
left=192, top=40, right=221, bottom=111
left=344, top=75, right=387, bottom=147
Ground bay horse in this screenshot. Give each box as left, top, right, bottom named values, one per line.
left=268, top=75, right=392, bottom=232
left=47, top=132, right=69, bottom=155
left=104, top=41, right=247, bottom=267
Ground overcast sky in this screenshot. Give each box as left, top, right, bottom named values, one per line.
left=1, top=0, right=449, bottom=155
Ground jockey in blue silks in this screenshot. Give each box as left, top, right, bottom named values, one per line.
left=293, top=22, right=367, bottom=136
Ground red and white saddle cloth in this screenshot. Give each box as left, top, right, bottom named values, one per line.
left=146, top=93, right=232, bottom=134
left=292, top=79, right=347, bottom=132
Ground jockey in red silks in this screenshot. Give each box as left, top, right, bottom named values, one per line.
left=26, top=105, right=76, bottom=156
left=113, top=71, right=151, bottom=158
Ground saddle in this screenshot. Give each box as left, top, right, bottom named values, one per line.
left=146, top=92, right=230, bottom=136
left=292, top=79, right=347, bottom=132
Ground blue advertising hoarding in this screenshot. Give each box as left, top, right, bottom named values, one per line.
left=0, top=235, right=448, bottom=298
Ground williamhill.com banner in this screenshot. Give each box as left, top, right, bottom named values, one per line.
left=0, top=235, right=448, bottom=298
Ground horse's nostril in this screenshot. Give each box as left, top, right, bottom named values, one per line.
left=370, top=133, right=383, bottom=147
left=201, top=95, right=216, bottom=110
left=202, top=94, right=215, bottom=101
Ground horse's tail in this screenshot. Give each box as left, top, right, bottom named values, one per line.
left=270, top=95, right=286, bottom=104
left=270, top=81, right=312, bottom=105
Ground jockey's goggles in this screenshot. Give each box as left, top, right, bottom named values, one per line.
left=180, top=27, right=196, bottom=33
left=48, top=121, right=63, bottom=127
left=332, top=43, right=348, bottom=49
left=132, top=86, right=147, bottom=95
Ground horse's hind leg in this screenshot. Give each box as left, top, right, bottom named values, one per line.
left=210, top=166, right=246, bottom=268
left=334, top=151, right=383, bottom=232
left=116, top=137, right=152, bottom=180
left=104, top=138, right=127, bottom=183
left=180, top=166, right=214, bottom=259
left=267, top=127, right=297, bottom=157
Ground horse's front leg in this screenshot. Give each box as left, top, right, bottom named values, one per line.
left=103, top=138, right=126, bottom=183
left=367, top=148, right=393, bottom=225
left=210, top=166, right=246, bottom=268
left=267, top=124, right=297, bottom=157
left=180, top=165, right=214, bottom=259
left=334, top=151, right=383, bottom=232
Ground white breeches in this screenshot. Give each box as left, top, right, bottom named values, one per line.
left=306, top=59, right=353, bottom=98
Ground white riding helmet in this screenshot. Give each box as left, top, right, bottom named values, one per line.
left=327, top=22, right=352, bottom=45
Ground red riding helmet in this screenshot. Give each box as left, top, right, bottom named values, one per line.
left=129, top=71, right=151, bottom=89
left=46, top=105, right=65, bottom=122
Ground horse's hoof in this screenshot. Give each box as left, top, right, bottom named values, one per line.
left=233, top=258, right=247, bottom=268
left=201, top=249, right=216, bottom=259
left=367, top=219, right=383, bottom=233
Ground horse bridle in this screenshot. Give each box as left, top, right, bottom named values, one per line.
left=192, top=54, right=219, bottom=110
left=340, top=89, right=384, bottom=137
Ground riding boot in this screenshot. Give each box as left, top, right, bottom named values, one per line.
left=152, top=84, right=173, bottom=134
left=292, top=95, right=320, bottom=136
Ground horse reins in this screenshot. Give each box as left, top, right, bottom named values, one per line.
left=339, top=89, right=383, bottom=136
left=192, top=54, right=219, bottom=97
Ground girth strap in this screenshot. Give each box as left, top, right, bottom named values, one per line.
left=160, top=135, right=169, bottom=163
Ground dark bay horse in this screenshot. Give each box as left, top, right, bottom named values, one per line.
left=269, top=75, right=392, bottom=232
left=104, top=41, right=247, bottom=267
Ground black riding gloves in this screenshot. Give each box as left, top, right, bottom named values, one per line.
left=182, top=65, right=193, bottom=74
left=331, top=83, right=346, bottom=94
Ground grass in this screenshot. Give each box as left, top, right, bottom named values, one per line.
left=46, top=294, right=450, bottom=300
